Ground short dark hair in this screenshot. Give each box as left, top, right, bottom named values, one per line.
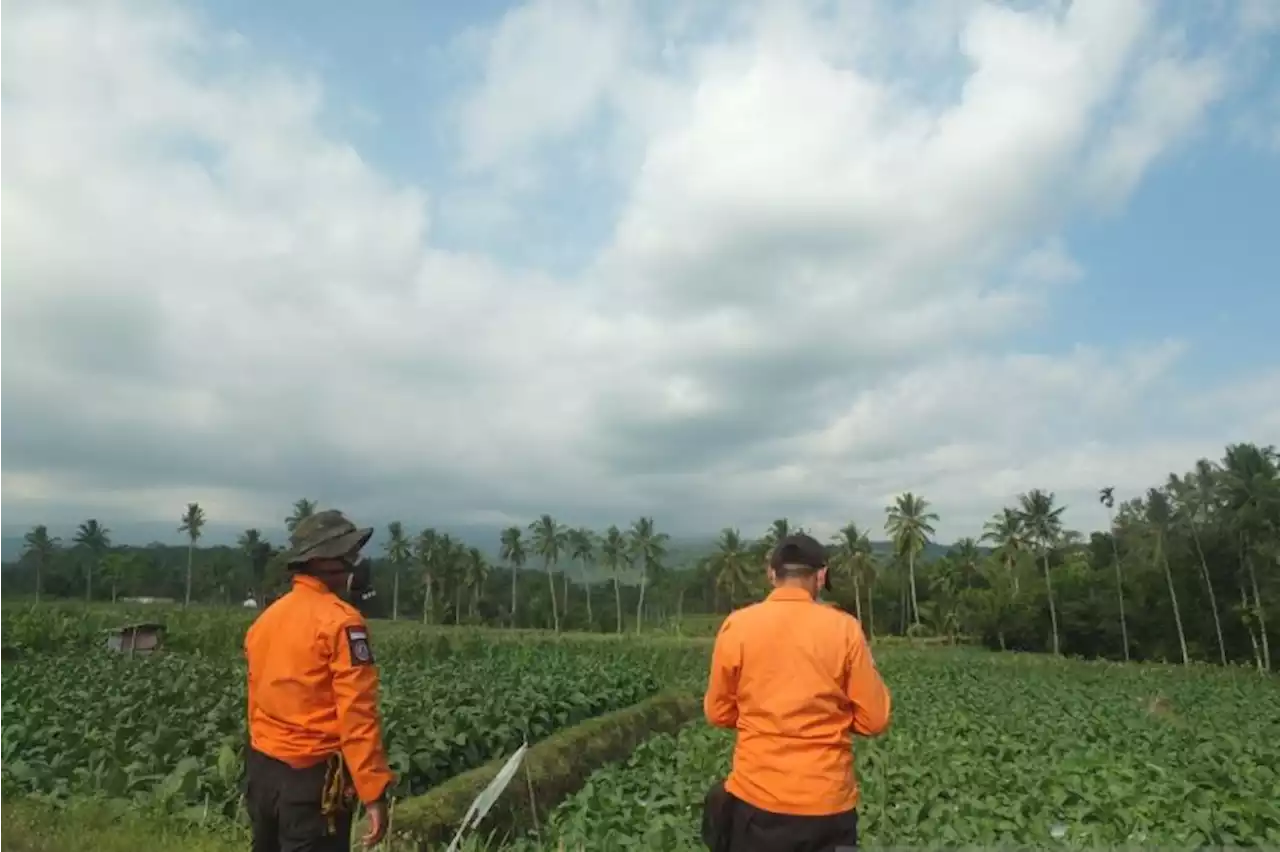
left=769, top=533, right=831, bottom=591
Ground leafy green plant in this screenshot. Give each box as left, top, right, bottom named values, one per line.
left=0, top=641, right=669, bottom=811
left=503, top=650, right=1280, bottom=851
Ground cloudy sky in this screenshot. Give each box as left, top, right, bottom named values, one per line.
left=3, top=0, right=1278, bottom=544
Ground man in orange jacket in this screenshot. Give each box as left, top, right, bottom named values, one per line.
left=244, top=509, right=395, bottom=851
left=702, top=532, right=891, bottom=851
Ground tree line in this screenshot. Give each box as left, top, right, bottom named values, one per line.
left=5, top=442, right=1276, bottom=669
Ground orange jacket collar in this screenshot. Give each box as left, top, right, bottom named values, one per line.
left=292, top=573, right=333, bottom=595
left=766, top=587, right=815, bottom=603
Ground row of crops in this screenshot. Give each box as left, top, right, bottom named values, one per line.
left=5, top=601, right=1279, bottom=851
left=0, top=637, right=701, bottom=817
left=499, top=651, right=1280, bottom=850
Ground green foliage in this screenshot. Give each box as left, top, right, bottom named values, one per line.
left=505, top=650, right=1280, bottom=851
left=6, top=440, right=1275, bottom=666
left=1, top=602, right=255, bottom=656
left=0, top=636, right=672, bottom=812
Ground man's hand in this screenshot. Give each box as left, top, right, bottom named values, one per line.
left=362, top=799, right=388, bottom=847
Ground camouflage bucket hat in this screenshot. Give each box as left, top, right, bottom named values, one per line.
left=284, top=509, right=373, bottom=568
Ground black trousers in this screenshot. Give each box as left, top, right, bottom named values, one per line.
left=705, top=783, right=858, bottom=852
left=246, top=748, right=353, bottom=852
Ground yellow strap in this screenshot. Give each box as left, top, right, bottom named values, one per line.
left=320, top=753, right=347, bottom=835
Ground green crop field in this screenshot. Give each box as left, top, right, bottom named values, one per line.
left=500, top=651, right=1280, bottom=850
left=2, top=604, right=1279, bottom=852
left=0, top=644, right=661, bottom=808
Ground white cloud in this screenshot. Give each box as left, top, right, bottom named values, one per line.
left=1239, top=0, right=1280, bottom=35
left=452, top=0, right=644, bottom=175
left=2, top=0, right=1274, bottom=545
left=1080, top=54, right=1225, bottom=210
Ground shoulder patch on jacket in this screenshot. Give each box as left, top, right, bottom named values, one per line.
left=345, top=625, right=374, bottom=665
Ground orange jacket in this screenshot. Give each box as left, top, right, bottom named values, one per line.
left=245, top=574, right=395, bottom=804
left=704, top=587, right=891, bottom=816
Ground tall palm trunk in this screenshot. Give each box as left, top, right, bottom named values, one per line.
left=545, top=559, right=560, bottom=632
left=582, top=560, right=593, bottom=628
left=184, top=543, right=194, bottom=607
left=634, top=573, right=647, bottom=635
left=470, top=584, right=479, bottom=620
left=613, top=572, right=623, bottom=634
left=422, top=576, right=433, bottom=624
left=562, top=571, right=571, bottom=622
left=1239, top=575, right=1263, bottom=671
left=35, top=558, right=43, bottom=604
left=907, top=551, right=921, bottom=627
left=1042, top=552, right=1060, bottom=656
left=455, top=583, right=463, bottom=625
left=867, top=582, right=875, bottom=640
left=510, top=564, right=518, bottom=628
left=85, top=557, right=94, bottom=602
left=392, top=570, right=400, bottom=621
left=1106, top=508, right=1129, bottom=662
left=1187, top=523, right=1225, bottom=665
left=1244, top=538, right=1271, bottom=671
left=1157, top=532, right=1190, bottom=665
left=852, top=572, right=864, bottom=624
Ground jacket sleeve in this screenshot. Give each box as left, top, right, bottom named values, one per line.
left=703, top=615, right=742, bottom=728
left=845, top=618, right=891, bottom=737
left=329, top=616, right=396, bottom=804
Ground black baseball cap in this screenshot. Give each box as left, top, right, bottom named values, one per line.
left=769, top=532, right=832, bottom=592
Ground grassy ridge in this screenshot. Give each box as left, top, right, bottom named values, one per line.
left=391, top=691, right=702, bottom=850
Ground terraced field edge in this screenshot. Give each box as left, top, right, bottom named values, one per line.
left=389, top=689, right=701, bottom=850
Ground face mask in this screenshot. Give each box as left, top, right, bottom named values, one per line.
left=343, top=556, right=376, bottom=604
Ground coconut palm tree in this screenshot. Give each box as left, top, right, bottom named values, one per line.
left=238, top=528, right=272, bottom=605
left=73, top=519, right=111, bottom=602
left=529, top=514, right=567, bottom=632
left=100, top=552, right=131, bottom=602
left=178, top=502, right=206, bottom=607
left=499, top=526, right=526, bottom=628
left=710, top=527, right=753, bottom=611
left=384, top=522, right=412, bottom=621
left=1098, top=486, right=1130, bottom=662
left=884, top=493, right=938, bottom=628
left=464, top=547, right=489, bottom=620
left=438, top=536, right=467, bottom=625
left=567, top=528, right=597, bottom=629
left=1016, top=489, right=1065, bottom=656
left=1144, top=487, right=1189, bottom=665
left=599, top=525, right=629, bottom=633
left=21, top=525, right=59, bottom=603
left=950, top=538, right=981, bottom=588
left=981, top=508, right=1026, bottom=596
left=286, top=498, right=317, bottom=533
left=1167, top=469, right=1227, bottom=665
left=1219, top=442, right=1278, bottom=672
left=747, top=516, right=788, bottom=562
left=831, top=523, right=873, bottom=624
left=629, top=516, right=669, bottom=634
left=415, top=528, right=441, bottom=624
